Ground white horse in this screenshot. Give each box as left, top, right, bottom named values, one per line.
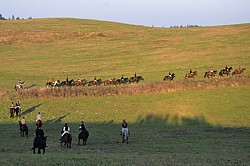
left=15, top=81, right=25, bottom=91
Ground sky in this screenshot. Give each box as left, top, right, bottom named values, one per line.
left=1, top=0, right=250, bottom=27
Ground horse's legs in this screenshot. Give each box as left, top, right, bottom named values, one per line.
left=33, top=147, right=36, bottom=154
left=78, top=139, right=80, bottom=145
left=42, top=148, right=45, bottom=154
left=38, top=148, right=41, bottom=154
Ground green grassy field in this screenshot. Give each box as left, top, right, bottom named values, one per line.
left=0, top=18, right=249, bottom=165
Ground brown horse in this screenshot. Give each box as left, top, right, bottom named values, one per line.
left=10, top=108, right=14, bottom=118
left=103, top=78, right=116, bottom=86
left=185, top=71, right=198, bottom=78
left=88, top=79, right=102, bottom=86
left=204, top=70, right=217, bottom=78
left=61, top=133, right=72, bottom=148
left=129, top=76, right=137, bottom=83
left=232, top=68, right=246, bottom=76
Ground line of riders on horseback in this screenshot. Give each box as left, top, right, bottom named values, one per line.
left=17, top=110, right=129, bottom=154
left=46, top=72, right=144, bottom=88
left=164, top=65, right=245, bottom=81
left=15, top=65, right=246, bottom=90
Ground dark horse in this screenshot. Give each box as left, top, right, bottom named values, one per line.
left=32, top=136, right=47, bottom=154
left=36, top=120, right=43, bottom=128
left=78, top=130, right=89, bottom=146
left=19, top=122, right=28, bottom=138
left=204, top=70, right=217, bottom=78
left=61, top=133, right=72, bottom=148
left=129, top=76, right=144, bottom=83
left=14, top=107, right=21, bottom=117
left=163, top=73, right=175, bottom=81
left=219, top=67, right=232, bottom=76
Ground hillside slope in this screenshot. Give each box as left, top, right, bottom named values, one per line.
left=0, top=18, right=249, bottom=90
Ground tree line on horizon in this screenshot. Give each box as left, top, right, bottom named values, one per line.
left=0, top=13, right=32, bottom=20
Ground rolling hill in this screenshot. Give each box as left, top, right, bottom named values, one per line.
left=0, top=18, right=249, bottom=165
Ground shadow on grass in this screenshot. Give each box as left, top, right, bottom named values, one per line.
left=44, top=113, right=70, bottom=125
left=21, top=103, right=42, bottom=116
left=25, top=84, right=37, bottom=89
left=0, top=114, right=249, bottom=165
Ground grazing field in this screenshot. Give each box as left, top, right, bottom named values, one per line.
left=0, top=18, right=249, bottom=165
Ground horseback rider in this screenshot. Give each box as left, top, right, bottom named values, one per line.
left=134, top=72, right=137, bottom=78
left=10, top=102, right=15, bottom=110
left=78, top=76, right=81, bottom=83
left=121, top=119, right=129, bottom=135
left=190, top=69, right=193, bottom=75
left=61, top=123, right=70, bottom=138
left=18, top=80, right=25, bottom=88
left=66, top=76, right=69, bottom=85
left=36, top=126, right=45, bottom=138
left=15, top=101, right=21, bottom=112
left=238, top=65, right=241, bottom=71
left=169, top=71, right=172, bottom=78
left=51, top=78, right=55, bottom=84
left=209, top=67, right=213, bottom=74
left=94, top=76, right=97, bottom=83
left=79, top=121, right=87, bottom=133
left=36, top=112, right=42, bottom=122
left=225, top=65, right=229, bottom=72
left=20, top=116, right=27, bottom=130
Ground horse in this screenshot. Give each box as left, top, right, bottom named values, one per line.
left=36, top=120, right=43, bottom=128
left=10, top=108, right=14, bottom=118
left=78, top=130, right=89, bottom=146
left=103, top=78, right=116, bottom=86
left=60, top=133, right=72, bottom=148
left=46, top=80, right=60, bottom=87
left=204, top=70, right=217, bottom=78
left=14, top=81, right=25, bottom=91
left=163, top=73, right=175, bottom=81
left=185, top=71, right=198, bottom=78
left=19, top=123, right=28, bottom=138
left=32, top=136, right=47, bottom=154
left=232, top=68, right=246, bottom=76
left=136, top=76, right=144, bottom=83
left=88, top=79, right=102, bottom=86
left=115, top=78, right=129, bottom=84
left=219, top=67, right=232, bottom=76
left=121, top=129, right=129, bottom=144
left=14, top=106, right=21, bottom=117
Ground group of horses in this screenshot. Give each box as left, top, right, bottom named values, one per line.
left=204, top=67, right=246, bottom=78
left=18, top=118, right=130, bottom=154
left=162, top=67, right=246, bottom=81
left=19, top=119, right=90, bottom=154
left=46, top=75, right=144, bottom=88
